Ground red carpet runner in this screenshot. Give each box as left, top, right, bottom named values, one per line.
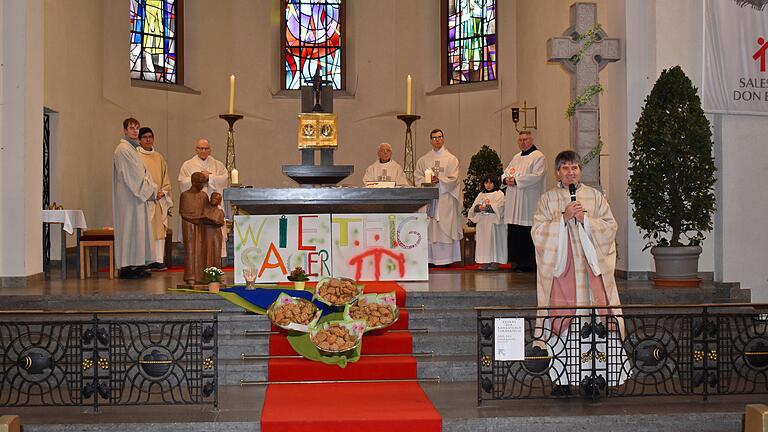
left=260, top=282, right=442, bottom=432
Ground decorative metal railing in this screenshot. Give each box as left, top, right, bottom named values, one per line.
left=476, top=303, right=768, bottom=404
left=0, top=310, right=218, bottom=411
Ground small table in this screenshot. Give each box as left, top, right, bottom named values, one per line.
left=42, top=209, right=88, bottom=279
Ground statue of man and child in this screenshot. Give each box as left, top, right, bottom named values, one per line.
left=179, top=172, right=225, bottom=285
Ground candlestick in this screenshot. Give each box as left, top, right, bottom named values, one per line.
left=406, top=75, right=412, bottom=115
left=230, top=168, right=239, bottom=185
left=229, top=74, right=235, bottom=114
left=397, top=114, right=420, bottom=186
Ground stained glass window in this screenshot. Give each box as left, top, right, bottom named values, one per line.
left=283, top=0, right=344, bottom=90
left=130, top=0, right=181, bottom=84
left=445, top=0, right=497, bottom=85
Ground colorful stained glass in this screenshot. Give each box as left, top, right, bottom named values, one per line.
left=284, top=0, right=343, bottom=90
left=130, top=0, right=178, bottom=84
left=447, top=0, right=496, bottom=85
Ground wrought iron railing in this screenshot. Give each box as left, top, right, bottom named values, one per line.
left=476, top=303, right=768, bottom=404
left=0, top=309, right=219, bottom=411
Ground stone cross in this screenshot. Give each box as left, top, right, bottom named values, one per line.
left=547, top=3, right=620, bottom=187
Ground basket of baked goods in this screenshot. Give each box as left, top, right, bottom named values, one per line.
left=314, top=277, right=363, bottom=308
left=344, top=291, right=399, bottom=333
left=266, top=293, right=322, bottom=334
left=310, top=319, right=366, bottom=355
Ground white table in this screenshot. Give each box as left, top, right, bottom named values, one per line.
left=42, top=209, right=87, bottom=279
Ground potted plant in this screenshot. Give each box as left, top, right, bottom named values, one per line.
left=628, top=66, right=717, bottom=286
left=287, top=266, right=310, bottom=290
left=203, top=267, right=225, bottom=292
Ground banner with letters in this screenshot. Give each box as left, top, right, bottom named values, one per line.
left=233, top=213, right=428, bottom=283
left=703, top=0, right=768, bottom=114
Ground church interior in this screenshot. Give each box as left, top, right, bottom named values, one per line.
left=2, top=0, right=768, bottom=431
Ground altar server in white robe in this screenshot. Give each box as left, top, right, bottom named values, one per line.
left=113, top=118, right=160, bottom=278
left=501, top=130, right=546, bottom=272
left=468, top=174, right=507, bottom=270
left=414, top=129, right=462, bottom=265
left=531, top=150, right=627, bottom=395
left=362, top=142, right=410, bottom=186
left=178, top=139, right=230, bottom=256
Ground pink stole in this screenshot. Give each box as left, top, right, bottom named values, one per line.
left=549, top=231, right=612, bottom=335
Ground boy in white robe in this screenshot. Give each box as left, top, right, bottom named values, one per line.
left=468, top=174, right=507, bottom=270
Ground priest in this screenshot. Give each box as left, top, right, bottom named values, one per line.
left=137, top=127, right=173, bottom=271
left=362, top=142, right=410, bottom=186
left=414, top=129, right=462, bottom=266
left=178, top=138, right=229, bottom=256
left=531, top=150, right=626, bottom=395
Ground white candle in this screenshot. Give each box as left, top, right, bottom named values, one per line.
left=228, top=74, right=235, bottom=114
left=406, top=75, right=412, bottom=115
left=230, top=168, right=239, bottom=184
left=424, top=168, right=433, bottom=184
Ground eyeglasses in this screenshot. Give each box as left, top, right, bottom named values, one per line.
left=196, top=147, right=211, bottom=150
left=430, top=136, right=444, bottom=140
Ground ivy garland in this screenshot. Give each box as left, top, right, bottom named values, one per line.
left=565, top=23, right=606, bottom=166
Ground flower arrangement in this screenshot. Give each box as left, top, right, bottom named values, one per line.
left=287, top=266, right=309, bottom=282
left=203, top=267, right=224, bottom=284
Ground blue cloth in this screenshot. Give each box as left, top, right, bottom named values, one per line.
left=221, top=286, right=336, bottom=316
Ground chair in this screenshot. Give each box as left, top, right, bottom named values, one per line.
left=79, top=228, right=115, bottom=279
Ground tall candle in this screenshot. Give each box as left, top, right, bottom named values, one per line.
left=230, top=168, right=239, bottom=185
left=406, top=75, right=412, bottom=115
left=228, top=74, right=236, bottom=114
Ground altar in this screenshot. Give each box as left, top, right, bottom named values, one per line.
left=224, top=187, right=438, bottom=283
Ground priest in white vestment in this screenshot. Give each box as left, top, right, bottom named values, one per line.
left=112, top=118, right=160, bottom=278
left=137, top=127, right=173, bottom=270
left=178, top=139, right=230, bottom=257
left=414, top=129, right=462, bottom=266
left=501, top=130, right=546, bottom=272
left=468, top=174, right=507, bottom=270
left=531, top=150, right=627, bottom=395
left=362, top=142, right=410, bottom=186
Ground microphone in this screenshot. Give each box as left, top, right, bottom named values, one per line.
left=569, top=183, right=577, bottom=202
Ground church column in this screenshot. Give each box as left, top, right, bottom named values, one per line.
left=0, top=0, right=44, bottom=286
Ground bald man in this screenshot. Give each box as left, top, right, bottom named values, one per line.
left=362, top=142, right=410, bottom=187
left=178, top=139, right=230, bottom=257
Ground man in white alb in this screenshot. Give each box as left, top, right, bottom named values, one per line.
left=136, top=127, right=173, bottom=271
left=178, top=139, right=230, bottom=257
left=501, top=130, right=546, bottom=272
left=414, top=129, right=462, bottom=266
left=362, top=142, right=410, bottom=187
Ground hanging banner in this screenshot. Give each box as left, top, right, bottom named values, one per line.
left=703, top=0, right=768, bottom=115
left=233, top=213, right=428, bottom=283
left=330, top=213, right=429, bottom=281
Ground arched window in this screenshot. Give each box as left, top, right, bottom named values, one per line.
left=130, top=0, right=182, bottom=84
left=444, top=0, right=497, bottom=85
left=282, top=0, right=344, bottom=90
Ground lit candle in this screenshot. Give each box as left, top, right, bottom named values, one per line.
left=230, top=168, right=239, bottom=185
left=424, top=168, right=433, bottom=184
left=406, top=74, right=412, bottom=115
left=228, top=74, right=236, bottom=114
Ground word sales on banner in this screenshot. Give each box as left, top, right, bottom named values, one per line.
left=703, top=0, right=768, bottom=115
left=233, top=213, right=429, bottom=284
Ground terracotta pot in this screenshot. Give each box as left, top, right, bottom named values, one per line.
left=208, top=282, right=221, bottom=293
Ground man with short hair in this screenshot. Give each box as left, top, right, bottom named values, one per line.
left=414, top=129, right=462, bottom=266
left=178, top=139, right=229, bottom=258
left=362, top=142, right=410, bottom=186
left=112, top=118, right=160, bottom=279
left=531, top=150, right=625, bottom=395
left=136, top=127, right=173, bottom=271
left=502, top=130, right=546, bottom=272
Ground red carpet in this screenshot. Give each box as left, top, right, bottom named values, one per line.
left=261, top=281, right=442, bottom=432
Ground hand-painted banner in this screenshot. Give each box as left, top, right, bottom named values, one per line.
left=703, top=0, right=768, bottom=114
left=233, top=214, right=332, bottom=284
left=330, top=213, right=428, bottom=281
left=233, top=213, right=428, bottom=283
